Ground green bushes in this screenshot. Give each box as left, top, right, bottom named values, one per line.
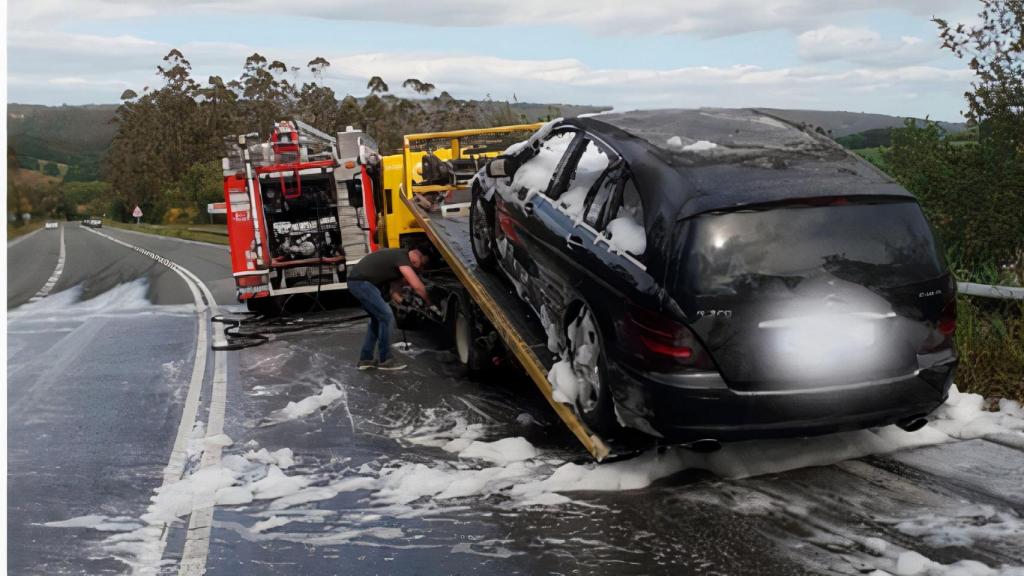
left=955, top=296, right=1024, bottom=402
left=882, top=121, right=1023, bottom=402
left=884, top=121, right=1023, bottom=275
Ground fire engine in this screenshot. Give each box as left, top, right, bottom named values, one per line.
left=221, top=120, right=382, bottom=314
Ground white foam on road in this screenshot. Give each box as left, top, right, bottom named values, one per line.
left=244, top=447, right=295, bottom=469
left=42, top=515, right=143, bottom=532
left=9, top=279, right=193, bottom=322
left=45, top=378, right=1024, bottom=569
left=265, top=384, right=345, bottom=424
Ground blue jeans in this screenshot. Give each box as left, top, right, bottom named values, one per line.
left=348, top=280, right=394, bottom=362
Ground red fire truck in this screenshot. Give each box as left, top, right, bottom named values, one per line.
left=221, top=120, right=381, bottom=314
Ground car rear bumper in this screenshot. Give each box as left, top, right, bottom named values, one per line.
left=608, top=356, right=957, bottom=442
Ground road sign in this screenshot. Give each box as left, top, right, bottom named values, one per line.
left=132, top=206, right=143, bottom=218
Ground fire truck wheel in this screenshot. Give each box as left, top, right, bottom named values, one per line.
left=245, top=296, right=282, bottom=318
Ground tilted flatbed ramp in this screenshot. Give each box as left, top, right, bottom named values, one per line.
left=403, top=195, right=639, bottom=461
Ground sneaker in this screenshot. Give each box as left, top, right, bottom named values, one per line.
left=357, top=360, right=376, bottom=371
left=376, top=358, right=407, bottom=371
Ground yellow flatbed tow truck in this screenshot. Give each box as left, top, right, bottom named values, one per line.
left=378, top=125, right=642, bottom=461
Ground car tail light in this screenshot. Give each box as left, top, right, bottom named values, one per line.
left=938, top=298, right=956, bottom=336
left=921, top=297, right=957, bottom=353
left=621, top=305, right=714, bottom=371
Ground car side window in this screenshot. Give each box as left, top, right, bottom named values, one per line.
left=551, top=137, right=611, bottom=218
left=510, top=130, right=577, bottom=198
left=603, top=177, right=647, bottom=258
left=584, top=175, right=615, bottom=228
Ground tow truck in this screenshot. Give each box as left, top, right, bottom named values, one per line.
left=375, top=124, right=629, bottom=461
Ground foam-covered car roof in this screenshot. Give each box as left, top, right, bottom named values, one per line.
left=563, top=108, right=913, bottom=221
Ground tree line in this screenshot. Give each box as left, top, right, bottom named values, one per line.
left=102, top=50, right=534, bottom=223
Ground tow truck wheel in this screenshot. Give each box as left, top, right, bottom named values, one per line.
left=469, top=189, right=497, bottom=270
left=568, top=305, right=615, bottom=433
left=450, top=298, right=485, bottom=372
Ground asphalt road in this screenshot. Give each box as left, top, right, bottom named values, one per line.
left=7, top=223, right=1024, bottom=575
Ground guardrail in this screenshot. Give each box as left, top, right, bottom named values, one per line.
left=957, top=282, right=1024, bottom=300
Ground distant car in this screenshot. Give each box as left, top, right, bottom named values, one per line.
left=45, top=221, right=59, bottom=230
left=471, top=109, right=957, bottom=442
left=82, top=217, right=103, bottom=228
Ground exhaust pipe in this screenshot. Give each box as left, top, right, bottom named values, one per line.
left=684, top=439, right=722, bottom=453
left=897, top=416, right=928, bottom=432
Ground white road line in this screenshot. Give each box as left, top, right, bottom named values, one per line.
left=28, top=224, right=66, bottom=302
left=83, top=226, right=228, bottom=576
left=178, top=341, right=227, bottom=576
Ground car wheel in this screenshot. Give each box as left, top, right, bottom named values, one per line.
left=567, top=304, right=616, bottom=433
left=469, top=188, right=497, bottom=271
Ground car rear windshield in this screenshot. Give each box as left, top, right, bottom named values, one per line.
left=673, top=200, right=946, bottom=297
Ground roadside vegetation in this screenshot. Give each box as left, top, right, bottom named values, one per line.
left=6, top=219, right=44, bottom=241
left=104, top=221, right=229, bottom=246
left=886, top=3, right=1023, bottom=401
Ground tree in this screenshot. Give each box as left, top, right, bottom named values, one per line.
left=884, top=2, right=1024, bottom=273
left=337, top=95, right=362, bottom=129
left=308, top=56, right=330, bottom=83
left=367, top=76, right=389, bottom=95
left=402, top=78, right=435, bottom=96
left=934, top=1, right=1023, bottom=153
left=42, top=162, right=61, bottom=177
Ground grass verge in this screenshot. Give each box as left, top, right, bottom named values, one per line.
left=105, top=221, right=229, bottom=246
left=7, top=220, right=45, bottom=241
left=956, top=296, right=1024, bottom=403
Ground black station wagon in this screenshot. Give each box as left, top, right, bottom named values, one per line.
left=470, top=109, right=957, bottom=442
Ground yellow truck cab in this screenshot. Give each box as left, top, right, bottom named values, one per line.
left=377, top=124, right=543, bottom=251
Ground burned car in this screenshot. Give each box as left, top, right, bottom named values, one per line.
left=470, top=109, right=957, bottom=441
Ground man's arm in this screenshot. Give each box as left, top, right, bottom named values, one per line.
left=398, top=265, right=430, bottom=305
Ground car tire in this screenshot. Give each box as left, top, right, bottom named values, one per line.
left=469, top=186, right=497, bottom=271
left=567, top=304, right=617, bottom=434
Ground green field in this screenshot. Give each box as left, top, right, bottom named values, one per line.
left=851, top=147, right=887, bottom=170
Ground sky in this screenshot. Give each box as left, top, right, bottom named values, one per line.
left=6, top=0, right=983, bottom=121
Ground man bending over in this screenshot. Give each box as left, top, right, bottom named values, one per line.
left=346, top=248, right=431, bottom=370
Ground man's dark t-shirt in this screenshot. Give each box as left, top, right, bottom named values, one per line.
left=348, top=249, right=411, bottom=285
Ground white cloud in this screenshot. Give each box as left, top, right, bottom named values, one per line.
left=797, top=25, right=939, bottom=66
left=12, top=35, right=971, bottom=119
left=7, top=0, right=975, bottom=37
left=5, top=3, right=977, bottom=118
left=48, top=77, right=131, bottom=87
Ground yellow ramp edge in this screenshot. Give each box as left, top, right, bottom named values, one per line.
left=402, top=194, right=611, bottom=461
